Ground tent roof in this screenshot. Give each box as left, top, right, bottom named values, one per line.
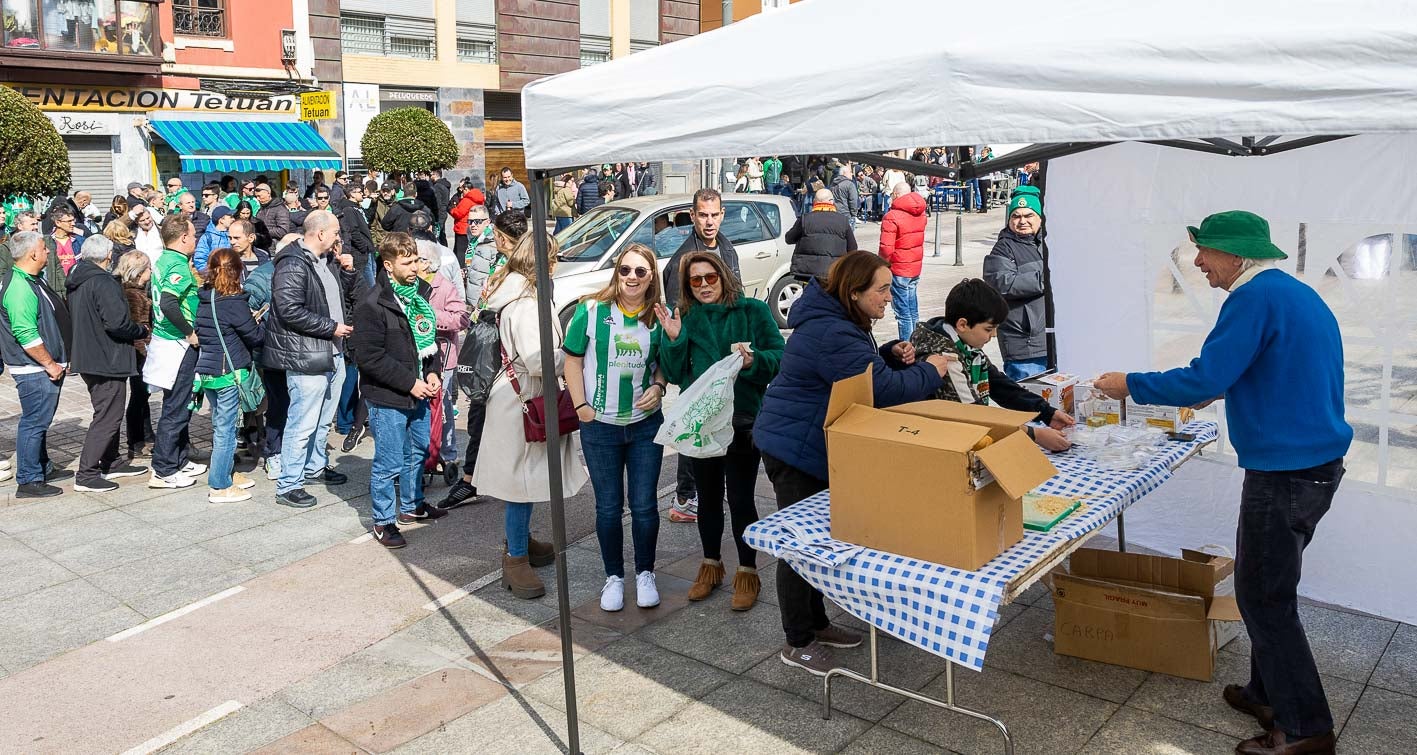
left=523, top=0, right=1417, bottom=169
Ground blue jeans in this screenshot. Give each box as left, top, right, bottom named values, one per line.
left=890, top=275, right=919, bottom=341
left=335, top=360, right=361, bottom=434
left=506, top=502, right=532, bottom=557
left=13, top=371, right=62, bottom=485
left=367, top=401, right=431, bottom=525
left=554, top=216, right=573, bottom=233
left=278, top=354, right=346, bottom=494
left=580, top=414, right=665, bottom=578
left=1003, top=359, right=1048, bottom=382
left=203, top=384, right=241, bottom=490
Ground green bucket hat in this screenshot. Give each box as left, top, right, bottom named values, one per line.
left=1187, top=210, right=1288, bottom=260
left=1008, top=185, right=1043, bottom=218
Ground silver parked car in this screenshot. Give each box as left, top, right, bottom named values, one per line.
left=551, top=194, right=803, bottom=328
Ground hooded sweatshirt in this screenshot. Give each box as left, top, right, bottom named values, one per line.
left=64, top=259, right=144, bottom=377
left=879, top=191, right=928, bottom=277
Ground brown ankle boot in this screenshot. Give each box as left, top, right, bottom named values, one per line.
left=731, top=567, right=760, bottom=612
left=501, top=554, right=546, bottom=599
left=527, top=537, right=556, bottom=567
left=687, top=559, right=725, bottom=601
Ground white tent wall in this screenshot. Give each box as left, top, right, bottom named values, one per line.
left=1046, top=136, right=1417, bottom=624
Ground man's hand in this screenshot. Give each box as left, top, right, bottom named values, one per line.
left=410, top=379, right=436, bottom=400
left=924, top=353, right=951, bottom=377
left=334, top=323, right=354, bottom=338
left=186, top=332, right=199, bottom=347
left=1050, top=411, right=1075, bottom=430
left=1094, top=372, right=1130, bottom=400
left=426, top=373, right=441, bottom=395
left=1033, top=426, right=1072, bottom=452
left=892, top=341, right=917, bottom=365
left=1192, top=396, right=1222, bottom=410
left=338, top=253, right=354, bottom=271
left=44, top=362, right=65, bottom=382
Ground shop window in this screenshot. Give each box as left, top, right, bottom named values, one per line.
left=1, top=0, right=154, bottom=54
left=172, top=0, right=225, bottom=38
left=456, top=37, right=494, bottom=64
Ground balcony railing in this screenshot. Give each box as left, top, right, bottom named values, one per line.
left=173, top=1, right=228, bottom=39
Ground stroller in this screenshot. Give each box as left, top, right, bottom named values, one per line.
left=423, top=336, right=461, bottom=487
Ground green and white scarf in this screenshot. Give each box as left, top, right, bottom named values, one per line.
left=392, top=280, right=438, bottom=358
left=956, top=336, right=991, bottom=405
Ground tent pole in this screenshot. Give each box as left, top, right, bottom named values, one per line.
left=527, top=168, right=581, bottom=755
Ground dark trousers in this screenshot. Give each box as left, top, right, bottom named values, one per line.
left=126, top=353, right=152, bottom=455
left=262, top=367, right=288, bottom=459
left=691, top=428, right=762, bottom=567
left=1236, top=458, right=1345, bottom=738
left=676, top=453, right=697, bottom=500
left=152, top=346, right=197, bottom=477
left=453, top=233, right=469, bottom=270
left=462, top=398, right=488, bottom=491
left=78, top=374, right=127, bottom=482
left=762, top=452, right=830, bottom=648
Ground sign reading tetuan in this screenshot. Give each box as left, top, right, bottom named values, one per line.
left=300, top=91, right=334, bottom=121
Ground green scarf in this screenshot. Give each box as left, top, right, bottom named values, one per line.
left=392, top=279, right=438, bottom=358
left=955, top=337, right=991, bottom=405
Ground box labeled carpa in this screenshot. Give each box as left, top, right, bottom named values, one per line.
left=825, top=365, right=1058, bottom=571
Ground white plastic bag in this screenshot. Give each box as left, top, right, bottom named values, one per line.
left=656, top=353, right=742, bottom=458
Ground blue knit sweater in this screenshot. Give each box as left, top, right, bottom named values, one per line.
left=1127, top=269, right=1351, bottom=471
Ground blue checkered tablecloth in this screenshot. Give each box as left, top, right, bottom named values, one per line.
left=743, top=421, right=1218, bottom=671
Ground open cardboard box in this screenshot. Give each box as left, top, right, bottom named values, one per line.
left=825, top=365, right=1058, bottom=571
left=1053, top=548, right=1243, bottom=681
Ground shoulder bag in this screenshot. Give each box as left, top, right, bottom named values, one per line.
left=498, top=307, right=578, bottom=443
left=211, top=295, right=267, bottom=413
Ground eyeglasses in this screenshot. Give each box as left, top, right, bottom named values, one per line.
left=201, top=191, right=216, bottom=197
left=618, top=265, right=650, bottom=279
left=469, top=217, right=488, bottom=225
left=316, top=195, right=330, bottom=201
left=689, top=273, right=721, bottom=288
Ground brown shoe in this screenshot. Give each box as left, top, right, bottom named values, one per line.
left=687, top=559, right=725, bottom=601
left=500, top=554, right=546, bottom=599
left=1224, top=684, right=1276, bottom=730
left=527, top=536, right=556, bottom=567
left=730, top=567, right=760, bottom=612
left=814, top=623, right=863, bottom=648
left=1235, top=729, right=1335, bottom=755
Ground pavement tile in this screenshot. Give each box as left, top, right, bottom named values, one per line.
left=399, top=590, right=554, bottom=661
left=8, top=507, right=141, bottom=552
left=572, top=573, right=696, bottom=635
left=0, top=548, right=79, bottom=602
left=1369, top=622, right=1417, bottom=696
left=465, top=617, right=621, bottom=688
left=246, top=723, right=367, bottom=755
left=543, top=544, right=635, bottom=608
left=46, top=522, right=194, bottom=577
left=86, top=545, right=255, bottom=619
left=882, top=667, right=1115, bottom=755
left=157, top=695, right=315, bottom=755
left=637, top=588, right=785, bottom=675
left=320, top=667, right=508, bottom=754
left=1337, top=686, right=1417, bottom=753
left=1126, top=650, right=1365, bottom=740
left=0, top=533, right=39, bottom=566
left=0, top=494, right=111, bottom=533
left=637, top=676, right=872, bottom=755
left=390, top=692, right=624, bottom=755
left=983, top=605, right=1149, bottom=704
left=840, top=724, right=951, bottom=755
left=121, top=496, right=296, bottom=541
left=281, top=636, right=463, bottom=721
left=203, top=516, right=349, bottom=568
left=1079, top=705, right=1243, bottom=754
left=523, top=636, right=733, bottom=741
left=1221, top=603, right=1397, bottom=684
left=0, top=601, right=145, bottom=671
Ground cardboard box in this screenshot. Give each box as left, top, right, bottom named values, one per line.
left=825, top=365, right=1058, bottom=570
left=1053, top=548, right=1243, bottom=681
left=1074, top=383, right=1123, bottom=424
left=1022, top=373, right=1078, bottom=416
left=1125, top=402, right=1195, bottom=432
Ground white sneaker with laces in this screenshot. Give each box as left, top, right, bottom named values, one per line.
left=148, top=472, right=195, bottom=489
left=636, top=571, right=660, bottom=608
left=600, top=576, right=625, bottom=612
left=265, top=457, right=281, bottom=481
left=181, top=461, right=207, bottom=476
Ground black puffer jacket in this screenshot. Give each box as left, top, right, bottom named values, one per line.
left=349, top=271, right=439, bottom=410
left=335, top=199, right=377, bottom=276
left=786, top=208, right=857, bottom=284
left=261, top=242, right=357, bottom=374
left=194, top=288, right=264, bottom=376
left=380, top=197, right=429, bottom=234
left=64, top=260, right=144, bottom=378
left=982, top=227, right=1048, bottom=362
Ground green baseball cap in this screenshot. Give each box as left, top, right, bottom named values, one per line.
left=1187, top=210, right=1288, bottom=260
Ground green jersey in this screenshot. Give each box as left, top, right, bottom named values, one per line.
left=563, top=299, right=659, bottom=426
left=152, top=249, right=198, bottom=341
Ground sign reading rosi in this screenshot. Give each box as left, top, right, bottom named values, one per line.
left=299, top=91, right=334, bottom=121
left=5, top=84, right=297, bottom=113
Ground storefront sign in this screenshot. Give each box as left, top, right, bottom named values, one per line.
left=300, top=91, right=335, bottom=121
left=49, top=115, right=113, bottom=136
left=5, top=83, right=297, bottom=113
left=380, top=89, right=438, bottom=103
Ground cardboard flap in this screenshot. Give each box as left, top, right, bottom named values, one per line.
left=1207, top=595, right=1243, bottom=621
left=1182, top=549, right=1236, bottom=581
left=1071, top=548, right=1228, bottom=598
left=826, top=364, right=874, bottom=430
left=831, top=404, right=988, bottom=452
left=893, top=400, right=1041, bottom=436
left=974, top=430, right=1058, bottom=498
left=1053, top=573, right=1207, bottom=621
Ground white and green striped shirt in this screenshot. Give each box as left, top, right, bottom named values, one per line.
left=563, top=299, right=660, bottom=426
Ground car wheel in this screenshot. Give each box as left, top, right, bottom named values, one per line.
left=558, top=305, right=578, bottom=331
left=768, top=276, right=802, bottom=328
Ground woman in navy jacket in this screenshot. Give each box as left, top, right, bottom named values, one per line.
left=753, top=250, right=950, bottom=675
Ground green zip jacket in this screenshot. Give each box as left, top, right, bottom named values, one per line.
left=659, top=297, right=784, bottom=420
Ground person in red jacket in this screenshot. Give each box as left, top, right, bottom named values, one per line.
left=878, top=182, right=928, bottom=340
left=447, top=184, right=487, bottom=272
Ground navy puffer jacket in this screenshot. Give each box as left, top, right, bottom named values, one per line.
left=194, top=288, right=265, bottom=377
left=753, top=281, right=942, bottom=482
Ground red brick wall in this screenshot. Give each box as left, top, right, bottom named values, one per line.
left=497, top=0, right=580, bottom=91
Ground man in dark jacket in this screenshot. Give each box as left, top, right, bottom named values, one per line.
left=254, top=183, right=292, bottom=249
left=663, top=189, right=742, bottom=310
left=380, top=182, right=430, bottom=235
left=635, top=162, right=657, bottom=196
left=335, top=185, right=377, bottom=285
left=66, top=235, right=149, bottom=492
left=830, top=167, right=860, bottom=226
left=263, top=210, right=358, bottom=508
left=368, top=182, right=399, bottom=245
left=983, top=186, right=1049, bottom=380
left=430, top=169, right=452, bottom=245
left=575, top=169, right=604, bottom=215
left=786, top=188, right=857, bottom=285
left=350, top=232, right=448, bottom=548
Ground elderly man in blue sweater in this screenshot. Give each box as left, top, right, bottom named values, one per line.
left=1095, top=211, right=1350, bottom=755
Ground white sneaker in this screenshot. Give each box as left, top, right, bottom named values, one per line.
left=265, top=457, right=281, bottom=481
left=181, top=461, right=207, bottom=476
left=148, top=472, right=195, bottom=489
left=208, top=486, right=252, bottom=503
left=0, top=467, right=11, bottom=483
left=0, top=455, right=11, bottom=471
left=636, top=571, right=660, bottom=608
left=600, top=576, right=625, bottom=612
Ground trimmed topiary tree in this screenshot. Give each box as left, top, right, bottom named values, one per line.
left=0, top=85, right=70, bottom=199
left=360, top=107, right=459, bottom=175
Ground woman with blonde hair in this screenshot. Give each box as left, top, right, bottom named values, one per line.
left=104, top=219, right=136, bottom=260
left=565, top=243, right=667, bottom=612
left=474, top=230, right=589, bottom=599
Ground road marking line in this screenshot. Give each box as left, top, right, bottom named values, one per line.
left=119, top=700, right=242, bottom=755
left=423, top=571, right=502, bottom=611
left=349, top=532, right=373, bottom=544
left=106, top=587, right=245, bottom=642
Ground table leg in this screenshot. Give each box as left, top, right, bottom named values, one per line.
left=1117, top=511, right=1128, bottom=552
left=821, top=627, right=1014, bottom=754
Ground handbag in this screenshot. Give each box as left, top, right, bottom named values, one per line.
left=500, top=344, right=579, bottom=443
left=211, top=295, right=266, bottom=413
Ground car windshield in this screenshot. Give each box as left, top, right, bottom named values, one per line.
left=556, top=207, right=640, bottom=261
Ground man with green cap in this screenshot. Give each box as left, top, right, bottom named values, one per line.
left=1095, top=210, right=1351, bottom=755
left=983, top=185, right=1049, bottom=380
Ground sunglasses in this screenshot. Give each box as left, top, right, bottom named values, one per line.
left=316, top=195, right=330, bottom=201
left=469, top=217, right=488, bottom=225
left=618, top=265, right=651, bottom=279
left=689, top=273, right=720, bottom=287
left=201, top=191, right=216, bottom=197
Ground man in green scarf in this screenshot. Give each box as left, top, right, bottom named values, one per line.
left=349, top=232, right=447, bottom=549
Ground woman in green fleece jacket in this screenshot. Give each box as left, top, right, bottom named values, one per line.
left=654, top=251, right=785, bottom=612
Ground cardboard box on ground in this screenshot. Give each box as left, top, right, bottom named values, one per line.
left=1052, top=548, right=1244, bottom=682
left=824, top=365, right=1058, bottom=571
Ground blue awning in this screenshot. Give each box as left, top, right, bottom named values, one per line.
left=150, top=119, right=342, bottom=173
